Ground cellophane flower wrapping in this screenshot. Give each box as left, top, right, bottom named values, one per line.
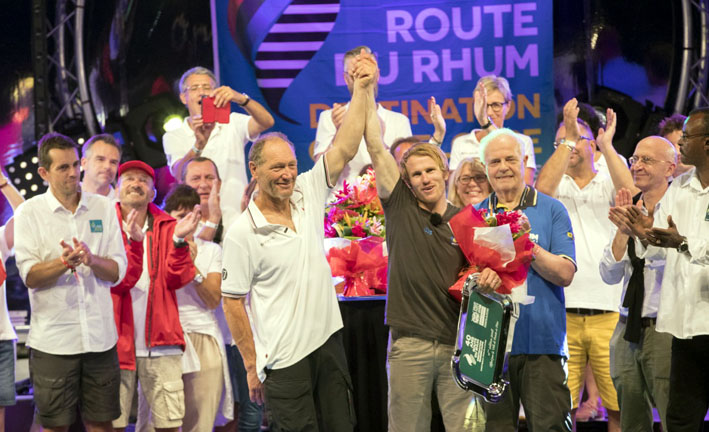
left=324, top=169, right=388, bottom=296
left=448, top=206, right=535, bottom=301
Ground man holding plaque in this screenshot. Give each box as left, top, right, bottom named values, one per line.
left=478, top=129, right=577, bottom=431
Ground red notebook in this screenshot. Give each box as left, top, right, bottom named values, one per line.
left=201, top=96, right=230, bottom=123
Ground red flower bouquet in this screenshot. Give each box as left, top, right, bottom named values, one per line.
left=324, top=169, right=388, bottom=296
left=448, top=206, right=535, bottom=301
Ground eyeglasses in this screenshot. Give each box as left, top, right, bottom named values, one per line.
left=458, top=174, right=488, bottom=184
left=183, top=84, right=213, bottom=93
left=629, top=155, right=671, bottom=166
left=487, top=102, right=508, bottom=112
left=553, top=136, right=594, bottom=149
left=679, top=132, right=709, bottom=142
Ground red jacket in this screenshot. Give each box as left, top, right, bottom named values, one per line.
left=111, top=202, right=195, bottom=370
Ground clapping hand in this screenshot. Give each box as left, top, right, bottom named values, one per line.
left=645, top=215, right=685, bottom=249
left=174, top=205, right=202, bottom=239
left=473, top=84, right=489, bottom=127
left=429, top=96, right=445, bottom=143
left=597, top=108, right=617, bottom=152
left=125, top=208, right=145, bottom=242
left=562, top=98, right=580, bottom=142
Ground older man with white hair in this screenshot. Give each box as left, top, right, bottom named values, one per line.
left=477, top=128, right=577, bottom=432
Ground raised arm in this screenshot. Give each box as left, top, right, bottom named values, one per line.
left=535, top=98, right=579, bottom=196
left=597, top=108, right=639, bottom=194
left=323, top=50, right=374, bottom=186
left=211, top=85, right=275, bottom=139
left=0, top=169, right=25, bottom=250
left=363, top=82, right=399, bottom=200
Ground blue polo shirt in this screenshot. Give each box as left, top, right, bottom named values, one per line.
left=477, top=186, right=576, bottom=357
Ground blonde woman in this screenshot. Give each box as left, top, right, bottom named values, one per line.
left=448, top=157, right=491, bottom=207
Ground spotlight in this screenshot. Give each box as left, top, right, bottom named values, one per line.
left=78, top=138, right=85, bottom=144
left=5, top=145, right=46, bottom=199
left=163, top=115, right=183, bottom=132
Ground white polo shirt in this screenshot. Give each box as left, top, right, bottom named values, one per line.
left=14, top=191, right=127, bottom=354
left=449, top=129, right=537, bottom=171
left=557, top=173, right=623, bottom=311
left=176, top=238, right=222, bottom=332
left=599, top=225, right=665, bottom=318
left=221, top=157, right=343, bottom=382
left=164, top=112, right=256, bottom=231
left=637, top=168, right=709, bottom=339
left=0, top=226, right=16, bottom=341
left=315, top=104, right=411, bottom=192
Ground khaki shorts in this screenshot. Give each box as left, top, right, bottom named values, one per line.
left=112, top=355, right=184, bottom=429
left=566, top=311, right=620, bottom=411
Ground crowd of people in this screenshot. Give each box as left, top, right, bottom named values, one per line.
left=0, top=44, right=707, bottom=432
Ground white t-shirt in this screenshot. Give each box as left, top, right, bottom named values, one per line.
left=594, top=153, right=629, bottom=178
left=637, top=168, right=709, bottom=338
left=0, top=225, right=16, bottom=341
left=176, top=238, right=222, bottom=332
left=221, top=157, right=343, bottom=381
left=164, top=112, right=255, bottom=231
left=557, top=174, right=623, bottom=311
left=15, top=191, right=127, bottom=354
left=314, top=104, right=411, bottom=192
left=450, top=129, right=537, bottom=171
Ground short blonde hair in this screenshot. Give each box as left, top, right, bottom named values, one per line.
left=447, top=158, right=489, bottom=207
left=477, top=75, right=513, bottom=102
left=399, top=143, right=449, bottom=183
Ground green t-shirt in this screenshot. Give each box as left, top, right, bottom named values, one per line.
left=382, top=179, right=467, bottom=345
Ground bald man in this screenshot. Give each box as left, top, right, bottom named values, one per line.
left=601, top=136, right=677, bottom=431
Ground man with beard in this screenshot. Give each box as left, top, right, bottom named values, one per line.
left=362, top=74, right=503, bottom=430
left=111, top=160, right=200, bottom=432
left=80, top=134, right=121, bottom=199
left=220, top=49, right=376, bottom=432
left=14, top=133, right=127, bottom=431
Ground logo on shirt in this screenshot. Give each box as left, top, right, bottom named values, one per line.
left=222, top=269, right=228, bottom=280
left=89, top=220, right=103, bottom=233
left=424, top=227, right=433, bottom=236
left=529, top=233, right=539, bottom=243
left=566, top=231, right=573, bottom=239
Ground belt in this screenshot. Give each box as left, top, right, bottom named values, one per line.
left=391, top=328, right=435, bottom=342
left=566, top=308, right=612, bottom=316
left=618, top=314, right=657, bottom=328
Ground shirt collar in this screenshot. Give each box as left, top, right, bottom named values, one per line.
left=677, top=167, right=709, bottom=194
left=45, top=189, right=89, bottom=214
left=246, top=184, right=305, bottom=231
left=488, top=185, right=537, bottom=212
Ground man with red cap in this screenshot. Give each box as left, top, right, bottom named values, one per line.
left=111, top=160, right=201, bottom=432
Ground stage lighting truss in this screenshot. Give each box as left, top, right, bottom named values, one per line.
left=677, top=0, right=709, bottom=112
left=32, top=0, right=97, bottom=140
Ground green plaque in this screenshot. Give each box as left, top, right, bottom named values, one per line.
left=458, top=292, right=504, bottom=387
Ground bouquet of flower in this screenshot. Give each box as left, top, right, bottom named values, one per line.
left=324, top=168, right=385, bottom=239
left=448, top=206, right=535, bottom=301
left=324, top=169, right=388, bottom=296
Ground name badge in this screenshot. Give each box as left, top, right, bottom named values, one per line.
left=90, top=219, right=103, bottom=233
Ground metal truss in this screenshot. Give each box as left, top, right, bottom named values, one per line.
left=676, top=0, right=709, bottom=112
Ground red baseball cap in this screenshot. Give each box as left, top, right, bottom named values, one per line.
left=118, top=160, right=155, bottom=182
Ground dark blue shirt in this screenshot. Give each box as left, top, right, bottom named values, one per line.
left=477, top=187, right=576, bottom=357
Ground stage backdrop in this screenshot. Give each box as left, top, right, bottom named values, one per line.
left=213, top=0, right=553, bottom=170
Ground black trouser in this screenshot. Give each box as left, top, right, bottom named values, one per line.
left=263, top=330, right=356, bottom=432
left=666, top=335, right=709, bottom=431
left=485, top=354, right=573, bottom=432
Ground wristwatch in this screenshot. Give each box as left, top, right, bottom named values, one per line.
left=677, top=238, right=689, bottom=254
left=239, top=94, right=250, bottom=107
left=194, top=272, right=205, bottom=284
left=191, top=145, right=202, bottom=156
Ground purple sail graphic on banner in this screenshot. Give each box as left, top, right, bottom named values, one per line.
left=228, top=0, right=341, bottom=123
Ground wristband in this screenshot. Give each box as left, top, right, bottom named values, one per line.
left=429, top=135, right=442, bottom=146
left=191, top=145, right=202, bottom=156
left=173, top=234, right=186, bottom=245
left=0, top=181, right=8, bottom=189
left=204, top=220, right=219, bottom=229
left=239, top=94, right=250, bottom=107
left=481, top=121, right=493, bottom=130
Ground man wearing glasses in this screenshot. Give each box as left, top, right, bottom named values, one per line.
left=616, top=108, right=709, bottom=430
left=601, top=136, right=677, bottom=431
left=164, top=66, right=275, bottom=230
left=536, top=98, right=638, bottom=432
left=449, top=75, right=537, bottom=185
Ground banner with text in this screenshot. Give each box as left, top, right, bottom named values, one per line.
left=215, top=0, right=553, bottom=170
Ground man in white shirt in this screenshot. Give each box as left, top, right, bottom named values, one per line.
left=536, top=98, right=638, bottom=431
left=601, top=136, right=677, bottom=431
left=221, top=49, right=376, bottom=432
left=163, top=66, right=275, bottom=230
left=0, top=169, right=24, bottom=432
left=14, top=132, right=127, bottom=431
left=80, top=133, right=121, bottom=199
left=616, top=107, right=709, bottom=429
left=314, top=45, right=414, bottom=192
